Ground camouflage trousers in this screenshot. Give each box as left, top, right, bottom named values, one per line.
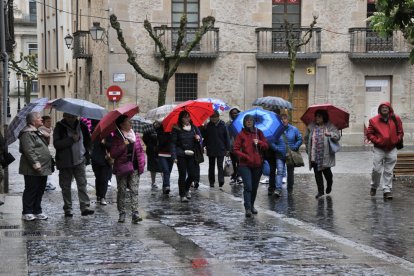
left=116, top=171, right=140, bottom=214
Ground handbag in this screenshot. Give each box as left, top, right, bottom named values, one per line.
left=193, top=142, right=204, bottom=164
left=224, top=156, right=234, bottom=177
left=391, top=116, right=404, bottom=150
left=115, top=133, right=135, bottom=176
left=2, top=152, right=15, bottom=168
left=328, top=138, right=341, bottom=153
left=282, top=133, right=304, bottom=167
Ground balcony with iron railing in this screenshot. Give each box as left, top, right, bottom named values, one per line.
left=153, top=26, right=219, bottom=59
left=72, top=31, right=92, bottom=59
left=255, top=27, right=321, bottom=60
left=349, top=28, right=412, bottom=60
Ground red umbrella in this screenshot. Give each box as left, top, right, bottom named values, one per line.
left=162, top=100, right=214, bottom=132
left=91, top=104, right=139, bottom=141
left=300, top=104, right=350, bottom=130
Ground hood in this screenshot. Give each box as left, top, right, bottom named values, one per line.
left=18, top=125, right=38, bottom=138
left=377, top=101, right=395, bottom=116
left=229, top=106, right=241, bottom=113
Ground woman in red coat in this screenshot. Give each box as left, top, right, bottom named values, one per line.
left=233, top=114, right=268, bottom=217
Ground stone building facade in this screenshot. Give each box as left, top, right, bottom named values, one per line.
left=37, top=0, right=414, bottom=147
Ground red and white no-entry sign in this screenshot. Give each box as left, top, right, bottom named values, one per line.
left=106, top=85, right=123, bottom=102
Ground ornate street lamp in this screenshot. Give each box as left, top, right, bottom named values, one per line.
left=16, top=72, right=21, bottom=112
left=89, top=22, right=105, bottom=41
left=64, top=34, right=73, bottom=49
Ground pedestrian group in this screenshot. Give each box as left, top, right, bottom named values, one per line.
left=16, top=101, right=404, bottom=221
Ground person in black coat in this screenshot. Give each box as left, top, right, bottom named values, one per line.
left=90, top=120, right=113, bottom=206
left=142, top=125, right=162, bottom=189
left=202, top=111, right=230, bottom=188
left=171, top=110, right=201, bottom=202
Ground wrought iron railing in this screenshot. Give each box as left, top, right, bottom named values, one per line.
left=349, top=28, right=411, bottom=59
left=255, top=27, right=321, bottom=59
left=153, top=26, right=219, bottom=58
left=73, top=31, right=92, bottom=59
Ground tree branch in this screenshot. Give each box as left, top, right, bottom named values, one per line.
left=110, top=14, right=161, bottom=83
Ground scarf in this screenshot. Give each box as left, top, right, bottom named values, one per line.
left=311, top=125, right=325, bottom=171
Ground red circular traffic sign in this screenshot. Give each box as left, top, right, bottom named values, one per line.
left=106, top=85, right=123, bottom=102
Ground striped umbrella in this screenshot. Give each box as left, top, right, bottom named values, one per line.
left=252, top=96, right=293, bottom=110
left=6, top=97, right=49, bottom=146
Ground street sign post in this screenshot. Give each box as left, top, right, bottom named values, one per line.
left=106, top=85, right=123, bottom=108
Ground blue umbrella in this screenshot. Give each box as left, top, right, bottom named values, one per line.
left=252, top=96, right=293, bottom=110
left=230, top=107, right=284, bottom=143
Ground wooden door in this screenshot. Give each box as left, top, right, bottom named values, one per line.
left=263, top=84, right=308, bottom=136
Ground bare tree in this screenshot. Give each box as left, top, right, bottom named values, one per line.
left=284, top=16, right=318, bottom=118
left=110, top=14, right=215, bottom=106
left=9, top=52, right=38, bottom=104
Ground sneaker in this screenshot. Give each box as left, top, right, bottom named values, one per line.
left=151, top=183, right=158, bottom=189
left=370, top=188, right=376, bottom=196
left=251, top=207, right=258, bottom=215
left=22, top=214, right=36, bottom=221
left=100, top=198, right=108, bottom=205
left=326, top=185, right=332, bottom=194
left=180, top=197, right=189, bottom=203
left=108, top=180, right=112, bottom=186
left=185, top=190, right=191, bottom=199
left=194, top=182, right=199, bottom=189
left=282, top=177, right=287, bottom=184
left=384, top=192, right=393, bottom=199
left=260, top=177, right=269, bottom=184
left=237, top=176, right=243, bottom=184
left=35, top=213, right=48, bottom=220
left=0, top=200, right=4, bottom=206
left=245, top=209, right=252, bottom=218
left=273, top=190, right=281, bottom=197
left=45, top=183, right=56, bottom=191
left=163, top=186, right=170, bottom=195
left=118, top=212, right=126, bottom=223
left=81, top=209, right=95, bottom=216
left=132, top=212, right=142, bottom=224
left=229, top=178, right=237, bottom=185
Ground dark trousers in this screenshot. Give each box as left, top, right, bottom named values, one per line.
left=158, top=156, right=174, bottom=188
left=22, top=175, right=47, bottom=215
left=238, top=166, right=262, bottom=210
left=177, top=156, right=196, bottom=197
left=229, top=151, right=239, bottom=179
left=194, top=163, right=200, bottom=183
left=267, top=154, right=277, bottom=191
left=208, top=155, right=225, bottom=186
left=92, top=162, right=111, bottom=199
left=312, top=163, right=333, bottom=194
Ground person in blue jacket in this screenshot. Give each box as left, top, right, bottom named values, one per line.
left=270, top=114, right=302, bottom=194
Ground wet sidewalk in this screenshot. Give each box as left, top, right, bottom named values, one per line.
left=1, top=147, right=414, bottom=275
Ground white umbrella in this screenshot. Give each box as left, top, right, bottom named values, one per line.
left=145, top=104, right=177, bottom=121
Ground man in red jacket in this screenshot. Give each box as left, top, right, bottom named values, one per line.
left=367, top=102, right=404, bottom=199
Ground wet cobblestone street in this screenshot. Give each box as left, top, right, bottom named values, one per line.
left=1, top=144, right=414, bottom=275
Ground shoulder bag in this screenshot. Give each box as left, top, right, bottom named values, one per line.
left=391, top=116, right=403, bottom=150
left=282, top=133, right=304, bottom=167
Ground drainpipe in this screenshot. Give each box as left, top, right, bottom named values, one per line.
left=1, top=0, right=9, bottom=193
